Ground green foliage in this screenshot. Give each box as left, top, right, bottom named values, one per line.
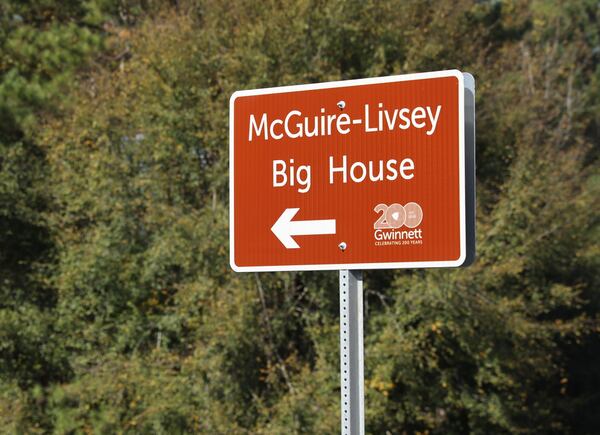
left=0, top=1, right=104, bottom=395
left=0, top=0, right=598, bottom=433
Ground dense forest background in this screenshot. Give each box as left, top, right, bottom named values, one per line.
left=0, top=0, right=598, bottom=433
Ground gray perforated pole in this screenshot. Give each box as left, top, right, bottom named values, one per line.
left=339, top=270, right=365, bottom=435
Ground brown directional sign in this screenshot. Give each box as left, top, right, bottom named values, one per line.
left=230, top=70, right=474, bottom=271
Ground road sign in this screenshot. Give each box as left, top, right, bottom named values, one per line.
left=230, top=70, right=475, bottom=272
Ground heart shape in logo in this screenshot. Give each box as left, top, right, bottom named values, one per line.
left=392, top=212, right=400, bottom=220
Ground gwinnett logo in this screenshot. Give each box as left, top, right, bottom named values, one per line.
left=373, top=202, right=423, bottom=246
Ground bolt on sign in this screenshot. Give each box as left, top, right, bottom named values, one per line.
left=230, top=70, right=476, bottom=272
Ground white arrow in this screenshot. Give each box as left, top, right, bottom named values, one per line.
left=271, top=208, right=336, bottom=249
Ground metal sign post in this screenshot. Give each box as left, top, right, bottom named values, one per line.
left=340, top=270, right=364, bottom=435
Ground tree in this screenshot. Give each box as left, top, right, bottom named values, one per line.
left=1, top=0, right=598, bottom=433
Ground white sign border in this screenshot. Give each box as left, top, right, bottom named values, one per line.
left=230, top=69, right=466, bottom=272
